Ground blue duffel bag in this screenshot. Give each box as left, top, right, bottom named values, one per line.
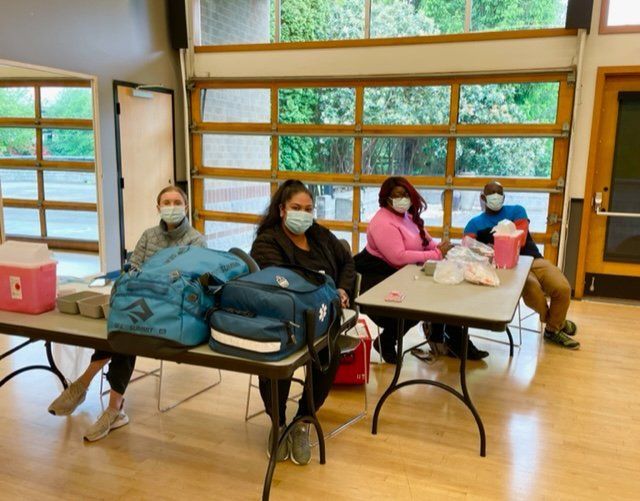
left=107, top=246, right=249, bottom=354
left=208, top=265, right=341, bottom=364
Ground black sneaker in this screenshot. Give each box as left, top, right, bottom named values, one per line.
left=446, top=339, right=489, bottom=361
left=372, top=338, right=398, bottom=364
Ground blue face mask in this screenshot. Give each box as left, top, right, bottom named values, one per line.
left=284, top=210, right=313, bottom=235
left=485, top=193, right=505, bottom=212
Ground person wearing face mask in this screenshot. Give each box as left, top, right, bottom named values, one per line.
left=47, top=186, right=206, bottom=441
left=128, top=186, right=205, bottom=270
left=354, top=176, right=488, bottom=364
left=464, top=181, right=579, bottom=350
left=249, top=180, right=355, bottom=466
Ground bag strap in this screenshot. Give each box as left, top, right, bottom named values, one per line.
left=274, top=264, right=330, bottom=287
left=305, top=298, right=341, bottom=373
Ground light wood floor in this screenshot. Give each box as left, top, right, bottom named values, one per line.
left=1, top=300, right=639, bottom=500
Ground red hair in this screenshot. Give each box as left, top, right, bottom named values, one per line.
left=378, top=176, right=429, bottom=248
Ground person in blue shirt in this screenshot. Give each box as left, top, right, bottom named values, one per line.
left=464, top=181, right=579, bottom=350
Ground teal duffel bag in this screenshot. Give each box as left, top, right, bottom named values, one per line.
left=209, top=265, right=341, bottom=364
left=107, top=246, right=248, bottom=354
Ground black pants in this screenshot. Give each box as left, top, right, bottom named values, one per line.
left=91, top=350, right=136, bottom=395
left=427, top=323, right=464, bottom=345
left=372, top=315, right=419, bottom=351
left=259, top=344, right=340, bottom=426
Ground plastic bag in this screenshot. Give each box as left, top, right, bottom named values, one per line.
left=463, top=262, right=500, bottom=287
left=461, top=236, right=494, bottom=259
left=492, top=219, right=517, bottom=235
left=433, top=260, right=464, bottom=285
left=446, top=245, right=490, bottom=264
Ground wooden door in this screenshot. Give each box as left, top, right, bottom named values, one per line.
left=115, top=83, right=175, bottom=260
left=582, top=75, right=640, bottom=299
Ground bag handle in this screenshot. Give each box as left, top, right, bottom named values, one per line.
left=305, top=298, right=341, bottom=373
left=273, top=264, right=331, bottom=287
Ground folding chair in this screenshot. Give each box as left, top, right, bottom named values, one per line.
left=470, top=299, right=543, bottom=357
left=99, top=361, right=222, bottom=413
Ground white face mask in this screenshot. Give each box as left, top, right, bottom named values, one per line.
left=485, top=193, right=505, bottom=212
left=160, top=205, right=186, bottom=225
left=391, top=197, right=411, bottom=214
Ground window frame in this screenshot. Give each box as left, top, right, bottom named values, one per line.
left=599, top=0, right=640, bottom=34
left=0, top=80, right=97, bottom=252
left=194, top=0, right=576, bottom=52
left=190, top=72, right=574, bottom=264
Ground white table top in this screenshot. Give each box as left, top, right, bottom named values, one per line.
left=356, top=256, right=533, bottom=331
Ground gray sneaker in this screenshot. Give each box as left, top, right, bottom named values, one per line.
left=562, top=319, right=578, bottom=336
left=544, top=329, right=580, bottom=350
left=83, top=406, right=129, bottom=442
left=267, top=424, right=289, bottom=461
left=290, top=422, right=311, bottom=466
left=48, top=380, right=87, bottom=416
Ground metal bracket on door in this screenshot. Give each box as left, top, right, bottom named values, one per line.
left=594, top=191, right=640, bottom=218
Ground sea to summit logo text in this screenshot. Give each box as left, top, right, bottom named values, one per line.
left=122, top=298, right=153, bottom=324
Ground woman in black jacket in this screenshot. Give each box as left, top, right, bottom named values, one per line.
left=250, top=180, right=355, bottom=466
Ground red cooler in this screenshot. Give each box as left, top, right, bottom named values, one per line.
left=334, top=319, right=371, bottom=385
left=0, top=241, right=57, bottom=314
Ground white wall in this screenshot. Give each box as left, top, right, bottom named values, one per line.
left=569, top=0, right=640, bottom=198
left=193, top=36, right=578, bottom=78
left=0, top=0, right=184, bottom=271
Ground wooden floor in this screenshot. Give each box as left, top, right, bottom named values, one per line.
left=1, top=300, right=639, bottom=500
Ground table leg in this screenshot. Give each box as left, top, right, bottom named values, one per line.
left=263, top=378, right=281, bottom=501
left=460, top=327, right=486, bottom=457
left=300, top=358, right=325, bottom=464
left=505, top=326, right=515, bottom=357
left=45, top=341, right=68, bottom=389
left=0, top=339, right=68, bottom=390
left=372, top=317, right=405, bottom=434
left=369, top=321, right=486, bottom=456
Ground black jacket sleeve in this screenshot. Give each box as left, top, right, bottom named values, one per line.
left=327, top=232, right=356, bottom=298
left=250, top=233, right=288, bottom=270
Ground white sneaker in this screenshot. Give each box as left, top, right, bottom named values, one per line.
left=83, top=406, right=129, bottom=442
left=48, top=380, right=87, bottom=416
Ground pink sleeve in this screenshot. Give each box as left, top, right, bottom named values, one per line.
left=369, top=221, right=442, bottom=267
left=426, top=238, right=439, bottom=251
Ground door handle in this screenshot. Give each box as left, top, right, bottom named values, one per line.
left=594, top=191, right=640, bottom=218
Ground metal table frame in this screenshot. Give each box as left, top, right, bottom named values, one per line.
left=356, top=258, right=532, bottom=457
left=0, top=309, right=341, bottom=500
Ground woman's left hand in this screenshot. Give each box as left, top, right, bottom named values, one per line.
left=337, top=288, right=350, bottom=308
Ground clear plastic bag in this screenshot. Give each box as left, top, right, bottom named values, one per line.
left=446, top=245, right=490, bottom=264
left=461, top=236, right=494, bottom=259
left=492, top=219, right=518, bottom=235
left=463, top=262, right=500, bottom=287
left=433, top=260, right=464, bottom=285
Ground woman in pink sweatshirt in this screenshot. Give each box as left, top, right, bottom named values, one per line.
left=354, top=176, right=488, bottom=363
